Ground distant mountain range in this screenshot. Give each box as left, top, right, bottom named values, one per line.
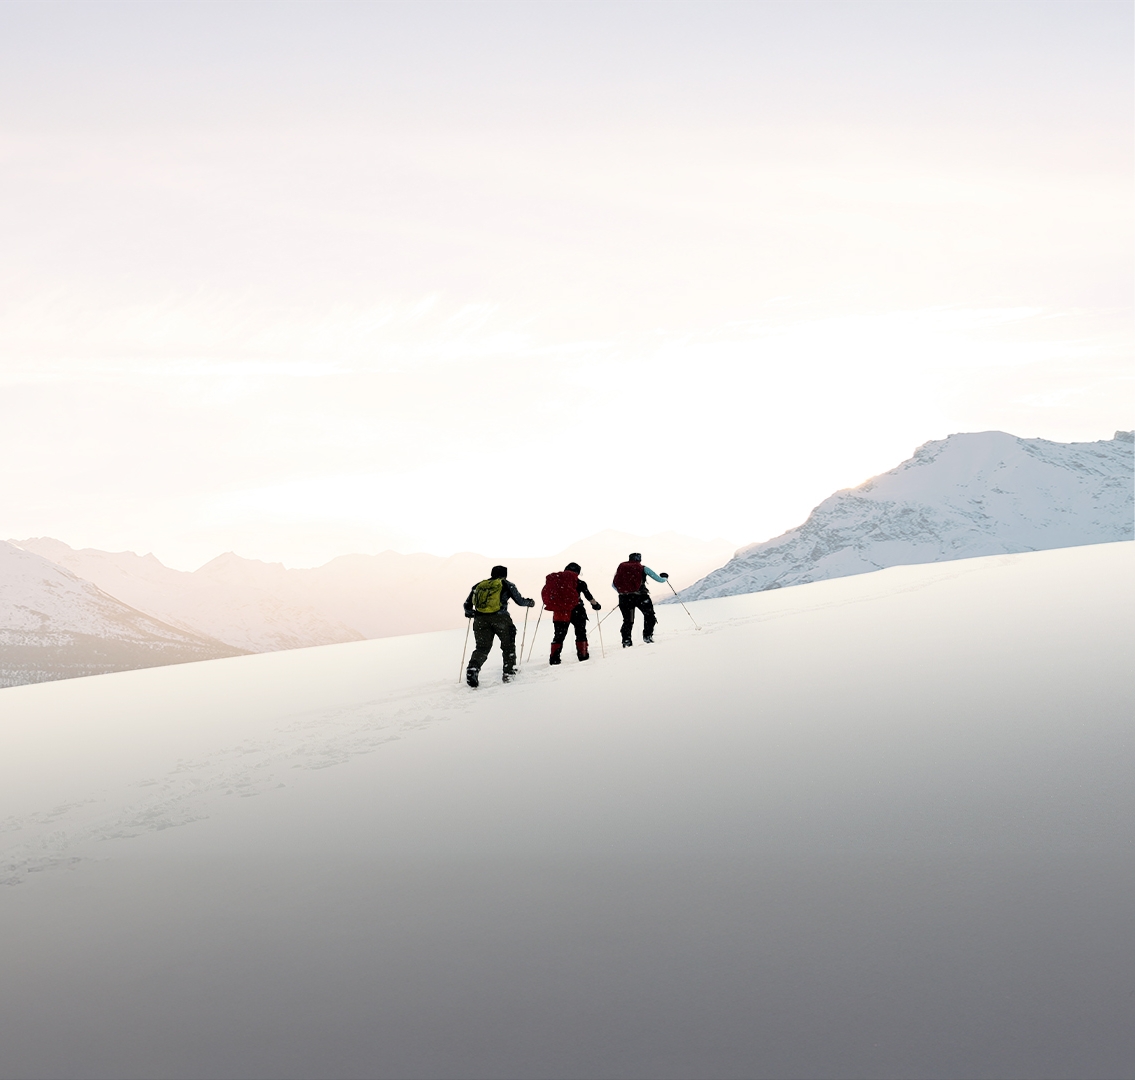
left=0, top=542, right=244, bottom=688
left=3, top=531, right=735, bottom=686
left=677, top=430, right=1133, bottom=601
left=11, top=539, right=367, bottom=654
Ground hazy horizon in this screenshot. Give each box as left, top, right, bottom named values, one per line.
left=10, top=525, right=740, bottom=574
left=1, top=0, right=1130, bottom=569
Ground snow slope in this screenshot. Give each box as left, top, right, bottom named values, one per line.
left=0, top=542, right=1130, bottom=1079
left=0, top=541, right=243, bottom=687
left=679, top=429, right=1133, bottom=600
left=11, top=538, right=365, bottom=653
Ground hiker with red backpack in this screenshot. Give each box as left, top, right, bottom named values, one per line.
left=612, top=552, right=668, bottom=647
left=540, top=562, right=602, bottom=665
left=463, top=565, right=536, bottom=688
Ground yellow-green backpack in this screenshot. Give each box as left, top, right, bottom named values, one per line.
left=472, top=578, right=504, bottom=614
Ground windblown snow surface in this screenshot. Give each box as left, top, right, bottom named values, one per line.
left=678, top=430, right=1133, bottom=601
left=0, top=543, right=1131, bottom=1080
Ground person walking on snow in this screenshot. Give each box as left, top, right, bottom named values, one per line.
left=541, top=562, right=602, bottom=664
left=463, top=565, right=536, bottom=688
left=612, top=552, right=668, bottom=647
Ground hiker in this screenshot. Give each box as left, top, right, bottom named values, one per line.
left=612, top=552, right=668, bottom=647
left=541, top=562, right=602, bottom=664
left=463, top=565, right=536, bottom=688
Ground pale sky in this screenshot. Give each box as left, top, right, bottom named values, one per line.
left=1, top=0, right=1131, bottom=569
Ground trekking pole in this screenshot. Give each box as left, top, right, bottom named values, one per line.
left=458, top=618, right=472, bottom=684
left=518, top=603, right=530, bottom=669
left=525, top=605, right=545, bottom=664
left=596, top=606, right=619, bottom=629
left=666, top=580, right=701, bottom=630
left=595, top=609, right=606, bottom=658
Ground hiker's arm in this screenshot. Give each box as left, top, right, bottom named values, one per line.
left=506, top=580, right=536, bottom=607
left=643, top=566, right=668, bottom=583
left=463, top=588, right=475, bottom=617
left=579, top=580, right=601, bottom=609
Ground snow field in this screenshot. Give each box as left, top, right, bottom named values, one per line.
left=0, top=542, right=1131, bottom=1079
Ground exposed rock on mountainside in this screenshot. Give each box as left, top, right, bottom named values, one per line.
left=677, top=430, right=1134, bottom=601
left=0, top=542, right=244, bottom=687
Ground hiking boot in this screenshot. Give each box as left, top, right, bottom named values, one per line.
left=502, top=670, right=515, bottom=683
left=576, top=641, right=589, bottom=661
left=549, top=653, right=561, bottom=665
left=466, top=668, right=479, bottom=688
left=622, top=639, right=632, bottom=648
left=549, top=642, right=563, bottom=665
left=643, top=635, right=653, bottom=644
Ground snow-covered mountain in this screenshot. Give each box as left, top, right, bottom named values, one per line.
left=11, top=539, right=366, bottom=654
left=678, top=430, right=1133, bottom=601
left=0, top=541, right=243, bottom=687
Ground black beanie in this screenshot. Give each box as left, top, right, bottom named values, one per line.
left=491, top=565, right=507, bottom=578
left=564, top=562, right=581, bottom=573
left=629, top=553, right=642, bottom=562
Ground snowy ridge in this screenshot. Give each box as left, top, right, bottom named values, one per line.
left=676, top=430, right=1134, bottom=601
left=0, top=542, right=243, bottom=687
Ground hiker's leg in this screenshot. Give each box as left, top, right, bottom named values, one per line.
left=499, top=614, right=518, bottom=675
left=570, top=605, right=589, bottom=659
left=640, top=596, right=657, bottom=640
left=619, top=595, right=636, bottom=643
left=468, top=616, right=495, bottom=672
left=550, top=619, right=569, bottom=663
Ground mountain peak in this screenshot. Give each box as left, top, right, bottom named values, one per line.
left=678, top=430, right=1133, bottom=601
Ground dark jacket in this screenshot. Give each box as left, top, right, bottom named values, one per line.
left=464, top=579, right=532, bottom=618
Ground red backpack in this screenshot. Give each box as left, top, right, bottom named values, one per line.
left=613, top=561, right=645, bottom=594
left=541, top=571, right=579, bottom=615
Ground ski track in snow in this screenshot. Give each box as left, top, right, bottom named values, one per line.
left=0, top=556, right=1016, bottom=886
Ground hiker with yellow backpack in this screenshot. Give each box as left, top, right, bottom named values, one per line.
left=463, top=565, right=536, bottom=688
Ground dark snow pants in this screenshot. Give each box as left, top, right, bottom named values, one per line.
left=468, top=611, right=517, bottom=677
left=619, top=591, right=656, bottom=643
left=551, top=604, right=589, bottom=661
